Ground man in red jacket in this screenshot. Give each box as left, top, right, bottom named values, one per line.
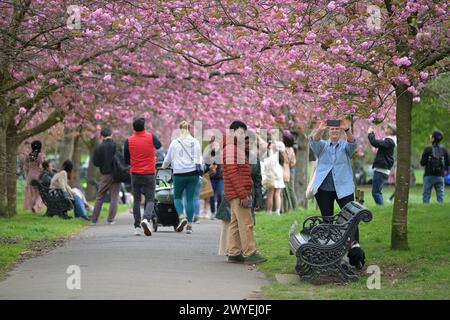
left=124, top=117, right=162, bottom=236
left=223, top=121, right=267, bottom=264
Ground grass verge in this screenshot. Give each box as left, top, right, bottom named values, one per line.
left=254, top=186, right=450, bottom=299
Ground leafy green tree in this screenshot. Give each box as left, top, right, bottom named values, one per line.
left=412, top=73, right=450, bottom=161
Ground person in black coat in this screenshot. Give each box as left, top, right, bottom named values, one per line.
left=368, top=123, right=397, bottom=205
left=420, top=130, right=449, bottom=203
left=91, top=128, right=121, bottom=225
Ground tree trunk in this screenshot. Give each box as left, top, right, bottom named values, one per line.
left=0, top=115, right=7, bottom=217
left=58, top=128, right=74, bottom=167
left=85, top=138, right=99, bottom=201
left=295, top=131, right=309, bottom=208
left=71, top=133, right=82, bottom=189
left=391, top=85, right=412, bottom=250
left=5, top=136, right=18, bottom=217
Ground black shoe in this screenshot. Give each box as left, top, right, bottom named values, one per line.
left=227, top=254, right=245, bottom=263
left=59, top=213, right=72, bottom=220
left=244, top=252, right=267, bottom=264
left=80, top=215, right=91, bottom=221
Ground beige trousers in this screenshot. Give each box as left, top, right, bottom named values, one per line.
left=227, top=198, right=257, bottom=257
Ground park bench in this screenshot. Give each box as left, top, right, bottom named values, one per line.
left=31, top=179, right=73, bottom=219
left=289, top=201, right=372, bottom=282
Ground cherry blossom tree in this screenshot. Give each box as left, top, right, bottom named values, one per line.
left=1, top=1, right=448, bottom=251
left=152, top=0, right=448, bottom=249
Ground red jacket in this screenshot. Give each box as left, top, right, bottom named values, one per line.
left=222, top=137, right=253, bottom=201
left=124, top=131, right=156, bottom=175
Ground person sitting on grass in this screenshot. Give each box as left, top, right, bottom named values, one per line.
left=50, top=160, right=91, bottom=221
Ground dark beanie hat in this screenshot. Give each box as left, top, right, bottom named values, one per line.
left=432, top=130, right=443, bottom=143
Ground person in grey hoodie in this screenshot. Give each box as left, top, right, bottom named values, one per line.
left=368, top=123, right=397, bottom=205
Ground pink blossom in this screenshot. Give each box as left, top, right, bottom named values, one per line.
left=393, top=56, right=412, bottom=67
left=304, top=31, right=316, bottom=44
left=419, top=71, right=429, bottom=80
left=327, top=1, right=336, bottom=10
left=68, top=65, right=82, bottom=72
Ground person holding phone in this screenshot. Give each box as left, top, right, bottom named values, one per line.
left=222, top=121, right=267, bottom=264
left=310, top=119, right=360, bottom=241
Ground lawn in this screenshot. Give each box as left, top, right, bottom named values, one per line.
left=254, top=185, right=450, bottom=299
left=0, top=181, right=129, bottom=280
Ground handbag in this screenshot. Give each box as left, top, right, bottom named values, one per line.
left=215, top=197, right=231, bottom=222
left=200, top=174, right=214, bottom=200
left=177, top=139, right=204, bottom=175
left=306, top=161, right=316, bottom=200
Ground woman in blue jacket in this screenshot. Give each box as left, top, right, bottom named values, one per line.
left=310, top=119, right=359, bottom=240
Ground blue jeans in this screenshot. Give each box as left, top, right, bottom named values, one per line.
left=372, top=171, right=389, bottom=205
left=209, top=179, right=224, bottom=216
left=423, top=176, right=445, bottom=203
left=64, top=192, right=87, bottom=218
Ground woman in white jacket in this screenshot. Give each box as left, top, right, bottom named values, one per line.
left=162, top=121, right=202, bottom=234
left=261, top=141, right=286, bottom=215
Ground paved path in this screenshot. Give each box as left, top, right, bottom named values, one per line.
left=0, top=213, right=269, bottom=300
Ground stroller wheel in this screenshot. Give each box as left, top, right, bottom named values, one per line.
left=152, top=217, right=158, bottom=232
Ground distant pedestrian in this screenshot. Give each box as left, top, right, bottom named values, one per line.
left=91, top=128, right=121, bottom=225
left=23, top=140, right=45, bottom=213
left=368, top=123, right=397, bottom=205
left=420, top=130, right=449, bottom=203
left=262, top=140, right=285, bottom=215
left=162, top=121, right=202, bottom=234
left=205, top=137, right=224, bottom=220
left=124, top=117, right=162, bottom=236
left=282, top=133, right=297, bottom=212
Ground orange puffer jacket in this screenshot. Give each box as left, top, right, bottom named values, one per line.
left=222, top=137, right=253, bottom=201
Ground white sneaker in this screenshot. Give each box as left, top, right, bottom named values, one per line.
left=134, top=227, right=141, bottom=236
left=176, top=218, right=188, bottom=232
left=106, top=221, right=116, bottom=225
left=186, top=225, right=193, bottom=234
left=141, top=219, right=152, bottom=236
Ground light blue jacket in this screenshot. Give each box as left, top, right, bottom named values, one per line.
left=310, top=137, right=357, bottom=199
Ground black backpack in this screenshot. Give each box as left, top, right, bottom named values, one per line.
left=112, top=146, right=131, bottom=183
left=427, top=146, right=445, bottom=176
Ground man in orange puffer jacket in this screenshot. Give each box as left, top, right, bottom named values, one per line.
left=222, top=121, right=267, bottom=265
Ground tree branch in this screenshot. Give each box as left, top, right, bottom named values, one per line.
left=15, top=109, right=65, bottom=142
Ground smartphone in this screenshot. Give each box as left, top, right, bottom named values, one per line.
left=240, top=199, right=253, bottom=208
left=327, top=119, right=341, bottom=127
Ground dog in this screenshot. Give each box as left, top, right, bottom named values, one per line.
left=343, top=241, right=366, bottom=270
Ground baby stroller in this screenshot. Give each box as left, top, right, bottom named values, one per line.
left=151, top=162, right=179, bottom=232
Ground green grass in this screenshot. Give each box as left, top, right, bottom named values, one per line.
left=254, top=186, right=450, bottom=299
left=0, top=185, right=129, bottom=280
